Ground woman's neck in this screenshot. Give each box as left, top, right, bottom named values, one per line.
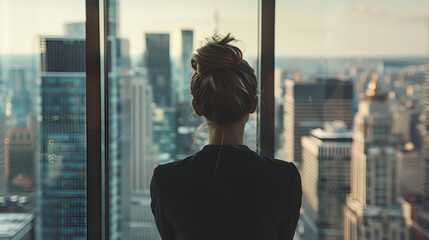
left=207, top=119, right=246, bottom=145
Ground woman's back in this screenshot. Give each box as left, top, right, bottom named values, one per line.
left=151, top=145, right=301, bottom=240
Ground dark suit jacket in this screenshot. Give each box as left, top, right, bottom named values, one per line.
left=150, top=145, right=302, bottom=240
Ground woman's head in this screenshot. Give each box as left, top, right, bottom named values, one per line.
left=190, top=34, right=258, bottom=126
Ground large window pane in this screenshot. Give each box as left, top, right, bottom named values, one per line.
left=105, top=0, right=258, bottom=239
left=275, top=1, right=428, bottom=239
left=0, top=1, right=86, bottom=239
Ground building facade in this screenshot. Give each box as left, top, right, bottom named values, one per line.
left=179, top=29, right=194, bottom=103
left=145, top=33, right=172, bottom=107
left=301, top=121, right=352, bottom=240
left=130, top=75, right=158, bottom=190
left=5, top=127, right=35, bottom=193
left=129, top=190, right=160, bottom=240
left=282, top=78, right=353, bottom=166
left=39, top=36, right=87, bottom=239
left=344, top=74, right=409, bottom=240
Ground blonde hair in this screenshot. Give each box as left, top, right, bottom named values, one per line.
left=190, top=33, right=258, bottom=126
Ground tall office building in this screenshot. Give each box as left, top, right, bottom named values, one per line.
left=153, top=107, right=176, bottom=164
left=5, top=126, right=35, bottom=193
left=0, top=114, right=6, bottom=194
left=397, top=147, right=425, bottom=195
left=6, top=69, right=33, bottom=128
left=145, top=33, right=172, bottom=107
left=108, top=36, right=132, bottom=240
left=281, top=78, right=353, bottom=166
left=425, top=21, right=429, bottom=203
left=130, top=75, right=158, bottom=190
left=175, top=102, right=203, bottom=160
left=179, top=29, right=194, bottom=102
left=130, top=190, right=160, bottom=240
left=419, top=23, right=429, bottom=238
left=301, top=121, right=352, bottom=240
left=343, top=75, right=409, bottom=240
left=106, top=0, right=132, bottom=236
left=39, top=36, right=87, bottom=239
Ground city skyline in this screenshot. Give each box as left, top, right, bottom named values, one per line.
left=1, top=0, right=428, bottom=56
left=0, top=0, right=428, bottom=238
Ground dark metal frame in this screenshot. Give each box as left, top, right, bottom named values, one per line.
left=86, top=0, right=276, bottom=238
left=86, top=0, right=104, bottom=239
left=258, top=0, right=275, bottom=158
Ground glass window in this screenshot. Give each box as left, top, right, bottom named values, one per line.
left=275, top=0, right=428, bottom=239
left=105, top=0, right=258, bottom=239
left=0, top=1, right=86, bottom=239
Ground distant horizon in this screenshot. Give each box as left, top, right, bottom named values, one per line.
left=1, top=53, right=426, bottom=59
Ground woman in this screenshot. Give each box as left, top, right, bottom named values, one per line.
left=151, top=34, right=302, bottom=240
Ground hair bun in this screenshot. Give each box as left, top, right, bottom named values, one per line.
left=191, top=33, right=243, bottom=76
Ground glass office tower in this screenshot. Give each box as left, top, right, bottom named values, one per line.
left=39, top=36, right=87, bottom=239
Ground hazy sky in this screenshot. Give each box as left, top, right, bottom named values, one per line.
left=0, top=0, right=428, bottom=56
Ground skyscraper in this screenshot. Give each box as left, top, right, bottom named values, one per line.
left=5, top=126, right=35, bottom=193
left=180, top=29, right=194, bottom=103
left=0, top=114, right=6, bottom=194
left=153, top=107, right=176, bottom=164
left=130, top=190, right=160, bottom=240
left=343, top=74, right=409, bottom=240
left=6, top=68, right=32, bottom=128
left=145, top=33, right=172, bottom=107
left=281, top=78, right=353, bottom=166
left=425, top=19, right=429, bottom=203
left=130, top=75, right=158, bottom=190
left=301, top=121, right=352, bottom=240
left=106, top=0, right=132, bottom=236
left=39, top=36, right=87, bottom=239
left=175, top=102, right=203, bottom=160
left=108, top=37, right=132, bottom=240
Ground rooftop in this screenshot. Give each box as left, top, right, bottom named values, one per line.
left=311, top=121, right=353, bottom=140
left=0, top=213, right=34, bottom=238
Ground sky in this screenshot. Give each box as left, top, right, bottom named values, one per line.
left=0, top=0, right=428, bottom=57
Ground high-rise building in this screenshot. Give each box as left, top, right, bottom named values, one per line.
left=175, top=102, right=203, bottom=160
left=179, top=29, right=194, bottom=103
left=5, top=126, right=35, bottom=193
left=108, top=37, right=132, bottom=240
left=130, top=190, right=160, bottom=240
left=281, top=78, right=353, bottom=166
left=145, top=33, right=172, bottom=107
left=343, top=74, right=409, bottom=240
left=397, top=146, right=425, bottom=195
left=425, top=21, right=429, bottom=203
left=0, top=114, right=6, bottom=194
left=130, top=75, right=158, bottom=190
left=6, top=68, right=33, bottom=128
left=301, top=121, right=352, bottom=240
left=153, top=107, right=176, bottom=164
left=39, top=36, right=87, bottom=239
left=106, top=0, right=132, bottom=236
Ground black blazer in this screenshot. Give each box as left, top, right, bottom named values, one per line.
left=150, top=145, right=302, bottom=240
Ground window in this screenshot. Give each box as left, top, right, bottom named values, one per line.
left=276, top=1, right=428, bottom=239
left=1, top=0, right=427, bottom=239
left=105, top=1, right=258, bottom=239
left=0, top=0, right=87, bottom=239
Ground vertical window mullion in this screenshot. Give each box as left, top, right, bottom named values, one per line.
left=258, top=0, right=275, bottom=158
left=86, top=0, right=103, bottom=239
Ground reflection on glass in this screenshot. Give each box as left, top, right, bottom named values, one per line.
left=275, top=1, right=428, bottom=239
left=0, top=1, right=86, bottom=239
